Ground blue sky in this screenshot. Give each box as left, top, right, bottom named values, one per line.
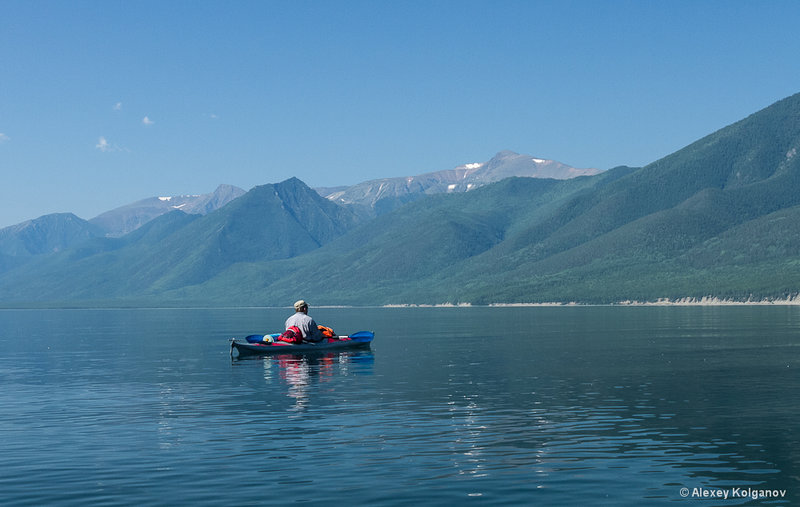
left=2, top=0, right=800, bottom=228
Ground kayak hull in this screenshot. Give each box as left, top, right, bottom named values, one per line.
left=230, top=331, right=374, bottom=357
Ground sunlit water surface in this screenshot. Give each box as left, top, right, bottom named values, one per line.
left=1, top=306, right=798, bottom=505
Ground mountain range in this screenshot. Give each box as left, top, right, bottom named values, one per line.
left=89, top=184, right=246, bottom=237
left=1, top=92, right=799, bottom=306
left=0, top=151, right=591, bottom=262
left=317, top=150, right=600, bottom=215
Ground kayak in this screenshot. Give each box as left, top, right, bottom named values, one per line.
left=230, top=331, right=374, bottom=357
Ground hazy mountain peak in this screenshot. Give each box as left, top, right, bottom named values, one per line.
left=89, top=184, right=246, bottom=237
left=319, top=151, right=602, bottom=215
left=0, top=213, right=103, bottom=257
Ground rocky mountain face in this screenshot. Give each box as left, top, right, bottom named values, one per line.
left=318, top=151, right=600, bottom=215
left=89, top=184, right=246, bottom=237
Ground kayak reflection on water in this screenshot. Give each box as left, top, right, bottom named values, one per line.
left=260, top=350, right=375, bottom=412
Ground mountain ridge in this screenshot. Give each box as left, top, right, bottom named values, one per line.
left=2, top=93, right=800, bottom=305
left=0, top=178, right=364, bottom=301
left=89, top=183, right=246, bottom=237
left=0, top=151, right=592, bottom=253
left=170, top=92, right=800, bottom=305
left=318, top=150, right=600, bottom=215
left=0, top=213, right=104, bottom=258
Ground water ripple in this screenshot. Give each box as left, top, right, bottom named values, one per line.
left=1, top=307, right=797, bottom=505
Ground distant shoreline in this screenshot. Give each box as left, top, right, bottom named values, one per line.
left=3, top=296, right=800, bottom=310
left=383, top=296, right=800, bottom=307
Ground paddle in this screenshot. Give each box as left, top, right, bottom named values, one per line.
left=338, top=331, right=374, bottom=341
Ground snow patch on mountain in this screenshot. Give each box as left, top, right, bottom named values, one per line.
left=317, top=151, right=601, bottom=215
left=90, top=184, right=246, bottom=237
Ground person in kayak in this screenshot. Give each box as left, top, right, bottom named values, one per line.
left=285, top=300, right=324, bottom=343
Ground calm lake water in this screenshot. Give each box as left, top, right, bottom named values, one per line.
left=1, top=306, right=798, bottom=505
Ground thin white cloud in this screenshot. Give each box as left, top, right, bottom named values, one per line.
left=95, top=136, right=127, bottom=152
left=96, top=136, right=112, bottom=151
left=0, top=133, right=9, bottom=143
left=113, top=102, right=122, bottom=111
left=142, top=116, right=154, bottom=126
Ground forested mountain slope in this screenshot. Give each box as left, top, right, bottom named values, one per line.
left=2, top=93, right=800, bottom=306
left=180, top=93, right=800, bottom=305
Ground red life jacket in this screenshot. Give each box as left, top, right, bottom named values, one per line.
left=277, top=325, right=303, bottom=344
